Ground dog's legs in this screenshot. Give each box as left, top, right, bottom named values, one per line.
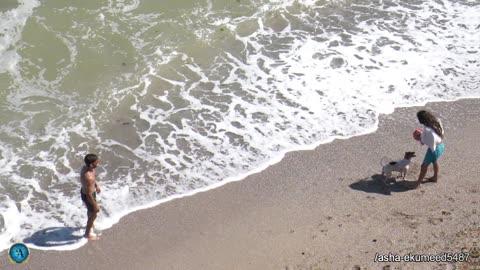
left=384, top=171, right=392, bottom=184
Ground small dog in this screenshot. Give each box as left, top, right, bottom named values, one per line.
left=381, top=151, right=416, bottom=181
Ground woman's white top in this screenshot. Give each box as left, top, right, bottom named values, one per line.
left=421, top=121, right=443, bottom=152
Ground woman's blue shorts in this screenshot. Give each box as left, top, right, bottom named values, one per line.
left=423, top=143, right=445, bottom=164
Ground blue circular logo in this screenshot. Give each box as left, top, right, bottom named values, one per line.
left=8, top=243, right=30, bottom=264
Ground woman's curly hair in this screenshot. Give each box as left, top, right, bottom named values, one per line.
left=417, top=110, right=443, bottom=138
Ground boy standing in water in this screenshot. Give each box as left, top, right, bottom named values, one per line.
left=414, top=110, right=445, bottom=188
left=80, top=154, right=102, bottom=240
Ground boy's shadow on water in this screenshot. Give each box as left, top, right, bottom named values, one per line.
left=349, top=174, right=414, bottom=195
left=24, top=227, right=85, bottom=248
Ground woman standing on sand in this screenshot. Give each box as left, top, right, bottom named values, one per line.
left=413, top=110, right=445, bottom=188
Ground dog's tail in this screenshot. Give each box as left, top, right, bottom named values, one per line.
left=380, top=157, right=390, bottom=167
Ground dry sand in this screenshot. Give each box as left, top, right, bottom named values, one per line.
left=1, top=99, right=479, bottom=270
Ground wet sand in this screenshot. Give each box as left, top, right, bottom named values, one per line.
left=1, top=98, right=479, bottom=270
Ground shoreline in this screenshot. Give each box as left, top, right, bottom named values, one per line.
left=15, top=96, right=480, bottom=253
left=2, top=98, right=480, bottom=269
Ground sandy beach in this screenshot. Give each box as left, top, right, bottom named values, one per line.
left=1, top=98, right=479, bottom=270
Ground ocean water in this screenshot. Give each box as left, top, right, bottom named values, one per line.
left=0, top=0, right=478, bottom=251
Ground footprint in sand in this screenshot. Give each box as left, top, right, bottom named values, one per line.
left=393, top=211, right=415, bottom=219
left=428, top=217, right=443, bottom=225
left=409, top=222, right=421, bottom=229
left=393, top=211, right=421, bottom=229
left=441, top=210, right=451, bottom=216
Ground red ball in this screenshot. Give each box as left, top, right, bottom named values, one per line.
left=413, top=128, right=422, bottom=141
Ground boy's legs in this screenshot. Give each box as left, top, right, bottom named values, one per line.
left=85, top=210, right=98, bottom=240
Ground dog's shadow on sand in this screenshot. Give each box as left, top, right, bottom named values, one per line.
left=349, top=174, right=414, bottom=195
left=23, top=227, right=86, bottom=248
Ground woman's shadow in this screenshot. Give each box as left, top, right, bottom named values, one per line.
left=349, top=174, right=415, bottom=195
left=23, top=227, right=86, bottom=248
